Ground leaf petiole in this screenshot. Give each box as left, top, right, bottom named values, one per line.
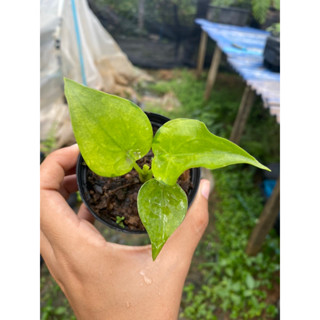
left=133, top=162, right=153, bottom=183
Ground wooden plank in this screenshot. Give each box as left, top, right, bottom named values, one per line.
left=269, top=104, right=280, bottom=123
left=229, top=85, right=256, bottom=144
left=138, top=0, right=145, bottom=30
left=246, top=178, right=280, bottom=256
left=204, top=46, right=222, bottom=100
left=196, top=31, right=208, bottom=77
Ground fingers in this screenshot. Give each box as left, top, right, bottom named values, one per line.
left=60, top=174, right=78, bottom=199
left=40, top=144, right=79, bottom=191
left=160, top=179, right=210, bottom=265
left=40, top=145, right=83, bottom=245
left=77, top=203, right=95, bottom=224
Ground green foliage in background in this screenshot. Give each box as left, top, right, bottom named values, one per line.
left=211, top=0, right=280, bottom=24
left=40, top=125, right=58, bottom=157
left=251, top=0, right=269, bottom=24
left=142, top=70, right=244, bottom=132
left=266, top=22, right=280, bottom=36
left=92, top=0, right=197, bottom=34
left=180, top=168, right=280, bottom=319
left=92, top=0, right=280, bottom=35
left=94, top=0, right=139, bottom=18
left=41, top=270, right=76, bottom=320
left=142, top=70, right=279, bottom=165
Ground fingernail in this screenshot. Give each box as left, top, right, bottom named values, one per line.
left=201, top=179, right=210, bottom=200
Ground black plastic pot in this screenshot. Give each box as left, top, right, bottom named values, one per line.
left=207, top=6, right=250, bottom=26
left=263, top=36, right=280, bottom=73
left=76, top=112, right=201, bottom=234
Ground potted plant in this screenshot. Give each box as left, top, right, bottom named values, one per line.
left=263, top=22, right=280, bottom=72
left=64, top=78, right=269, bottom=260
left=250, top=0, right=280, bottom=27
left=207, top=0, right=280, bottom=27
left=207, top=5, right=250, bottom=26
left=76, top=111, right=201, bottom=234
left=207, top=0, right=251, bottom=26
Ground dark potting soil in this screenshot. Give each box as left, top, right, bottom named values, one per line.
left=85, top=150, right=193, bottom=232
left=83, top=124, right=195, bottom=231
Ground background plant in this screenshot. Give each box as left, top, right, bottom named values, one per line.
left=266, top=22, right=280, bottom=36
left=141, top=69, right=279, bottom=164
left=40, top=124, right=58, bottom=157
left=251, top=0, right=279, bottom=24
left=210, top=0, right=280, bottom=25
left=180, top=167, right=280, bottom=319
left=41, top=268, right=76, bottom=320
left=90, top=0, right=197, bottom=36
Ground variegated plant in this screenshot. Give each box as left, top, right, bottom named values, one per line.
left=64, top=78, right=269, bottom=260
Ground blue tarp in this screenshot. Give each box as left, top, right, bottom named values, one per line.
left=195, top=19, right=280, bottom=123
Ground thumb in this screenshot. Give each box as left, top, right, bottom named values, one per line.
left=160, top=179, right=210, bottom=262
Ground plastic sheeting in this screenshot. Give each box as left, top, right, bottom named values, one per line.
left=195, top=19, right=280, bottom=123
left=40, top=0, right=144, bottom=143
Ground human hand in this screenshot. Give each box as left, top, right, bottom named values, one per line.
left=40, top=144, right=210, bottom=320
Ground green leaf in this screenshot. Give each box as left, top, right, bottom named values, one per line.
left=252, top=0, right=270, bottom=24
left=55, top=306, right=67, bottom=315
left=273, top=0, right=280, bottom=11
left=64, top=78, right=153, bottom=177
left=152, top=119, right=270, bottom=185
left=137, top=179, right=188, bottom=260
left=246, top=273, right=255, bottom=289
left=225, top=268, right=234, bottom=277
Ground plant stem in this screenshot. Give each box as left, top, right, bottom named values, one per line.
left=132, top=162, right=145, bottom=176
left=132, top=162, right=153, bottom=183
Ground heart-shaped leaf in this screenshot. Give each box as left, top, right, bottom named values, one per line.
left=137, top=179, right=188, bottom=260
left=152, top=119, right=270, bottom=185
left=64, top=78, right=153, bottom=177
